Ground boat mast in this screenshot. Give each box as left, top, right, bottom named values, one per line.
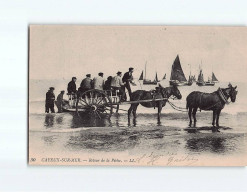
left=144, top=61, right=147, bottom=80
left=189, top=64, right=191, bottom=77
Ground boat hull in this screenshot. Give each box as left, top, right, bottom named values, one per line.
left=196, top=81, right=215, bottom=86
left=170, top=80, right=192, bottom=86
left=205, top=82, right=215, bottom=86
left=196, top=82, right=205, bottom=86
left=143, top=81, right=158, bottom=85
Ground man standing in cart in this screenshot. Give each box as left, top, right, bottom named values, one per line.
left=67, top=77, right=77, bottom=95
left=111, top=71, right=126, bottom=101
left=45, top=87, right=55, bottom=113
left=79, top=74, right=93, bottom=94
left=92, top=72, right=104, bottom=90
left=122, top=67, right=136, bottom=99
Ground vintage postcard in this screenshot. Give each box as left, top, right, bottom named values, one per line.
left=29, top=25, right=247, bottom=166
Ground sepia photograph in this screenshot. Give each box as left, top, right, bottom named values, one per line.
left=28, top=25, right=247, bottom=166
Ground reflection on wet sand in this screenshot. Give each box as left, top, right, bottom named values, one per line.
left=186, top=137, right=226, bottom=154
left=37, top=112, right=246, bottom=157
left=42, top=135, right=58, bottom=145
left=56, top=115, right=64, bottom=125
left=44, top=114, right=55, bottom=128
left=65, top=127, right=180, bottom=152
left=66, top=129, right=140, bottom=152
left=71, top=113, right=113, bottom=128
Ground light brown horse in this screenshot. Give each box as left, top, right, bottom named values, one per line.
left=128, top=85, right=182, bottom=120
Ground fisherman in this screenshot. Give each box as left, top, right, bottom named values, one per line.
left=122, top=67, right=135, bottom=99
left=45, top=87, right=55, bottom=113
left=67, top=77, right=77, bottom=95
left=92, top=72, right=104, bottom=90
left=111, top=71, right=126, bottom=101
left=56, top=90, right=65, bottom=113
left=103, top=76, right=112, bottom=91
left=79, top=74, right=93, bottom=94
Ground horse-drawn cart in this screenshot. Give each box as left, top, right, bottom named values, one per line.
left=61, top=88, right=172, bottom=119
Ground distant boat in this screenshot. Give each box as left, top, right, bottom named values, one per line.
left=169, top=55, right=191, bottom=86
left=196, top=70, right=215, bottom=86
left=196, top=69, right=205, bottom=86
left=188, top=75, right=193, bottom=85
left=162, top=74, right=166, bottom=80
left=212, top=72, right=219, bottom=83
left=139, top=62, right=159, bottom=85
left=205, top=72, right=218, bottom=86
left=155, top=72, right=160, bottom=82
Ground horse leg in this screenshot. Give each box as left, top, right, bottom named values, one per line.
left=216, top=110, right=221, bottom=127
left=212, top=110, right=216, bottom=126
left=192, top=107, right=198, bottom=126
left=188, top=107, right=192, bottom=126
left=116, top=104, right=119, bottom=113
left=132, top=104, right=139, bottom=118
left=128, top=104, right=133, bottom=118
left=157, top=102, right=162, bottom=121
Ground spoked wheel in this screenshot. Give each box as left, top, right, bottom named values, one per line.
left=76, top=89, right=113, bottom=119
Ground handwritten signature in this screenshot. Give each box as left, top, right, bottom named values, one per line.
left=135, top=152, right=199, bottom=166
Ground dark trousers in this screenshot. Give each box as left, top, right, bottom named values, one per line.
left=124, top=82, right=132, bottom=96
left=45, top=103, right=55, bottom=113
left=56, top=102, right=62, bottom=113
left=112, top=86, right=126, bottom=101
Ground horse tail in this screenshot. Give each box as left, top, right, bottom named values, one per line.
left=186, top=92, right=193, bottom=110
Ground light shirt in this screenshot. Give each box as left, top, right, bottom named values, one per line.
left=111, top=75, right=124, bottom=88
left=93, top=76, right=104, bottom=90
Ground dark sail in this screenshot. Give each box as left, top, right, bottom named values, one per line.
left=188, top=75, right=192, bottom=82
left=162, top=74, right=166, bottom=80
left=212, top=72, right=218, bottom=82
left=139, top=71, right=144, bottom=80
left=197, top=70, right=204, bottom=83
left=154, top=72, right=159, bottom=82
left=170, top=55, right=187, bottom=82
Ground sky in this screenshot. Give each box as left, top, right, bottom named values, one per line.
left=29, top=25, right=247, bottom=82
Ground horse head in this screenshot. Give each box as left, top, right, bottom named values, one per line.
left=158, top=84, right=182, bottom=99
left=170, top=85, right=182, bottom=100
left=228, top=84, right=238, bottom=102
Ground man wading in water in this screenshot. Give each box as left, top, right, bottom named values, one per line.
left=45, top=87, right=55, bottom=113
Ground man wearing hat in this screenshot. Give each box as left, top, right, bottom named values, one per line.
left=92, top=72, right=105, bottom=90
left=122, top=67, right=135, bottom=99
left=79, top=74, right=93, bottom=94
left=111, top=71, right=126, bottom=101
left=56, top=90, right=65, bottom=113
left=45, top=87, right=55, bottom=113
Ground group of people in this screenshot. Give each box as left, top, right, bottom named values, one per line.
left=45, top=87, right=65, bottom=113
left=45, top=67, right=135, bottom=113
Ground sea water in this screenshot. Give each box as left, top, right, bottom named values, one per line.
left=29, top=79, right=247, bottom=158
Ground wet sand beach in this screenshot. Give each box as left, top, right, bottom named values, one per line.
left=29, top=81, right=247, bottom=166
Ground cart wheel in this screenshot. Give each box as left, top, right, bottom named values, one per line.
left=76, top=89, right=113, bottom=119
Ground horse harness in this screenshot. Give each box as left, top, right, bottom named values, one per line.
left=218, top=88, right=231, bottom=104
left=198, top=88, right=231, bottom=111
left=150, top=87, right=167, bottom=109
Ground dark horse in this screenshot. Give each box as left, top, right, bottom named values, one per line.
left=186, top=83, right=238, bottom=127
left=128, top=85, right=182, bottom=119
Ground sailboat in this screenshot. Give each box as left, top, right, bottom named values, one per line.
left=139, top=62, right=159, bottom=85
left=188, top=75, right=193, bottom=85
left=139, top=71, right=144, bottom=80
left=196, top=69, right=205, bottom=86
left=212, top=72, right=219, bottom=83
left=169, top=55, right=191, bottom=86
left=162, top=74, right=166, bottom=80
